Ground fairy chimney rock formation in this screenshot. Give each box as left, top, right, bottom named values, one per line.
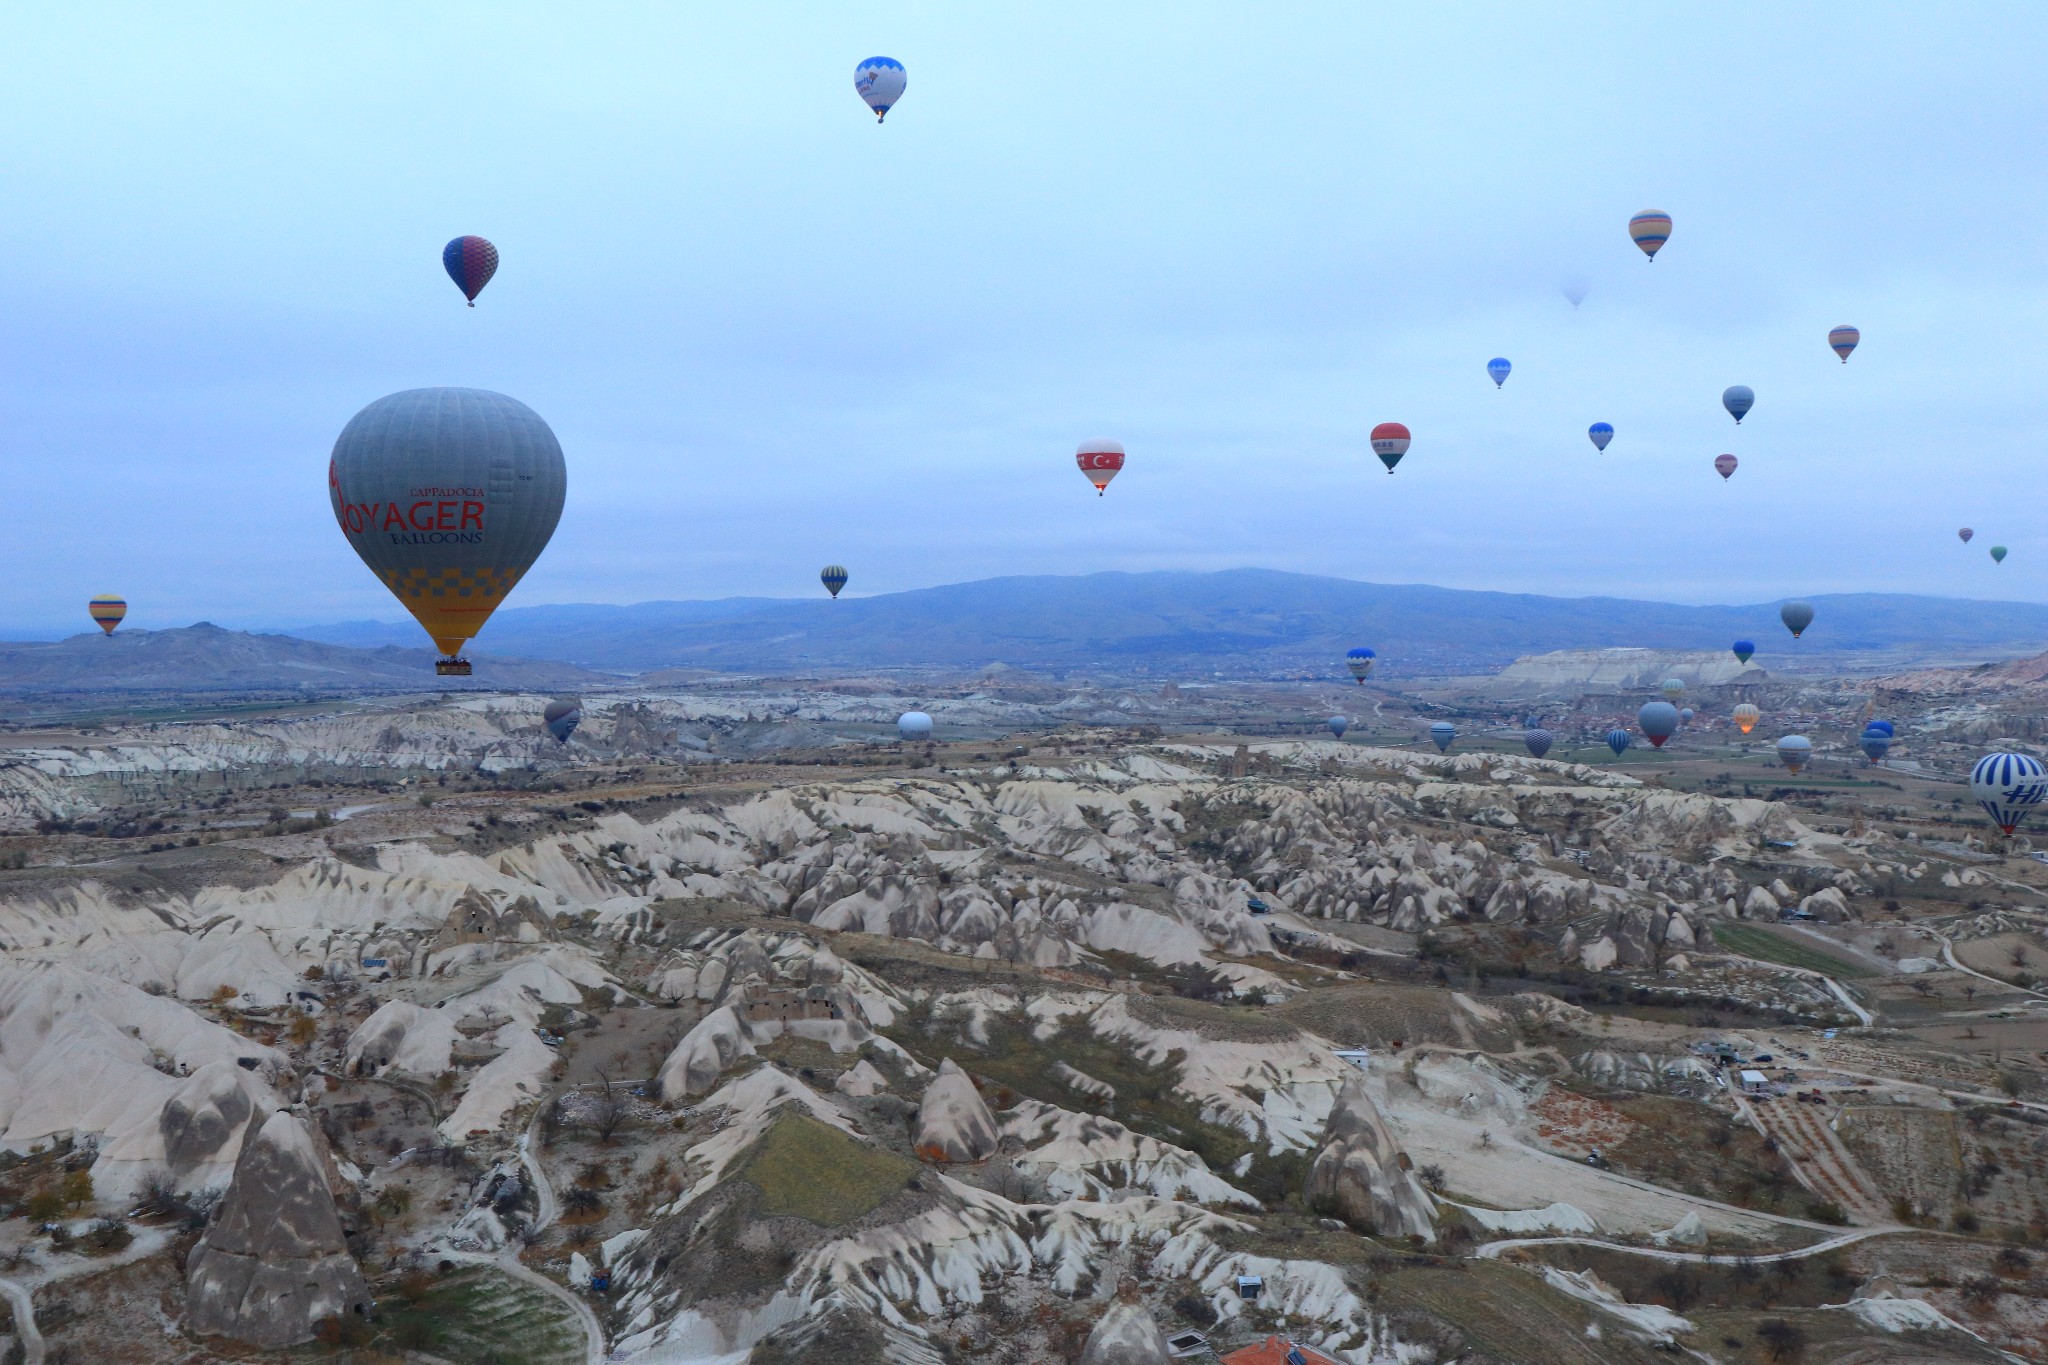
left=1304, top=1075, right=1436, bottom=1241
left=1078, top=1301, right=1174, bottom=1365
left=185, top=1112, right=369, bottom=1347
left=913, top=1057, right=998, bottom=1163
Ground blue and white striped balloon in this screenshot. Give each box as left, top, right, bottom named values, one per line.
left=1429, top=721, right=1456, bottom=753
left=1971, top=752, right=2048, bottom=834
left=1487, top=357, right=1511, bottom=388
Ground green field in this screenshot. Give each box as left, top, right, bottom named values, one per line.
left=375, top=1266, right=587, bottom=1364
left=1712, top=922, right=1874, bottom=978
left=740, top=1110, right=917, bottom=1225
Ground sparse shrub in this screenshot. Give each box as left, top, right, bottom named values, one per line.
left=1756, top=1318, right=1807, bottom=1362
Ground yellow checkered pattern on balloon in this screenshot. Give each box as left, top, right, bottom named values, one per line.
left=379, top=566, right=526, bottom=656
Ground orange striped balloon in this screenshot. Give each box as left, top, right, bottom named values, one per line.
left=88, top=595, right=126, bottom=635
left=1628, top=210, right=1673, bottom=259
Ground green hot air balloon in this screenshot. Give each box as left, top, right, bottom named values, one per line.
left=1991, top=546, right=2009, bottom=564
left=329, top=388, right=567, bottom=675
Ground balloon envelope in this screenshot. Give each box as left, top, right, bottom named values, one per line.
left=1959, top=528, right=1974, bottom=544
left=1660, top=678, right=1684, bottom=702
left=543, top=698, right=582, bottom=744
left=897, top=711, right=933, bottom=741
left=1733, top=703, right=1760, bottom=734
left=820, top=565, right=848, bottom=598
left=855, top=57, right=905, bottom=120
left=1780, top=601, right=1815, bottom=638
left=1865, top=720, right=1895, bottom=737
left=1487, top=358, right=1511, bottom=388
left=1723, top=385, right=1755, bottom=423
left=1562, top=276, right=1590, bottom=308
left=328, top=388, right=567, bottom=666
left=1715, top=453, right=1738, bottom=480
left=1971, top=752, right=2048, bottom=834
left=1992, top=546, right=2008, bottom=563
left=1327, top=715, right=1349, bottom=739
left=442, top=236, right=499, bottom=306
left=1076, top=439, right=1124, bottom=495
left=1638, top=701, right=1679, bottom=747
left=1680, top=708, right=1694, bottom=724
left=1628, top=210, right=1672, bottom=259
left=1776, top=735, right=1813, bottom=774
left=1828, top=325, right=1859, bottom=362
left=1588, top=422, right=1614, bottom=451
left=1860, top=734, right=1890, bottom=762
left=1346, top=646, right=1376, bottom=682
left=1732, top=639, right=1755, bottom=664
left=88, top=595, right=126, bottom=635
left=1370, top=422, right=1411, bottom=473
left=1606, top=729, right=1630, bottom=757
left=1524, top=728, right=1553, bottom=759
left=1428, top=721, right=1455, bottom=752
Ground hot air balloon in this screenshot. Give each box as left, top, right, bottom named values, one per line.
left=1370, top=423, right=1411, bottom=473
left=543, top=698, right=582, bottom=744
left=1524, top=728, right=1553, bottom=759
left=1860, top=732, right=1890, bottom=763
left=1776, top=734, right=1812, bottom=774
left=1606, top=729, right=1630, bottom=757
left=1959, top=528, right=1974, bottom=544
left=1346, top=647, right=1377, bottom=683
left=1628, top=210, right=1672, bottom=260
left=855, top=57, right=906, bottom=121
left=1781, top=601, right=1814, bottom=638
left=1429, top=721, right=1456, bottom=753
left=1828, top=325, right=1860, bottom=363
left=328, top=388, right=567, bottom=676
left=1660, top=678, right=1684, bottom=703
left=1732, top=639, right=1755, bottom=664
left=1733, top=703, right=1760, bottom=735
left=1723, top=385, right=1754, bottom=424
left=88, top=595, right=126, bottom=635
left=1076, top=439, right=1124, bottom=495
left=442, top=236, right=498, bottom=307
left=1588, top=422, right=1614, bottom=452
left=1327, top=715, right=1349, bottom=739
left=1971, top=752, right=2048, bottom=834
left=1638, top=701, right=1679, bottom=748
left=1562, top=275, right=1591, bottom=309
left=821, top=565, right=849, bottom=598
left=1680, top=708, right=1694, bottom=725
left=898, top=711, right=933, bottom=741
left=1715, top=454, right=1738, bottom=480
left=1487, top=358, right=1511, bottom=388
left=1992, top=545, right=2008, bottom=564
left=1865, top=720, right=1894, bottom=738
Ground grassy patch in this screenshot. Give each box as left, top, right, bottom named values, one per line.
left=373, top=1266, right=585, bottom=1365
left=1712, top=923, right=1874, bottom=978
left=739, top=1111, right=917, bottom=1226
left=1377, top=1258, right=1668, bottom=1365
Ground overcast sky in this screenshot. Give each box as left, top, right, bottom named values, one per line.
left=2, top=4, right=2045, bottom=636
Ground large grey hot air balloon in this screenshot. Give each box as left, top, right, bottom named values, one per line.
left=1776, top=734, right=1812, bottom=774
left=1638, top=701, right=1679, bottom=748
left=1429, top=721, right=1456, bottom=752
left=1523, top=728, right=1553, bottom=759
left=544, top=698, right=582, bottom=743
left=898, top=711, right=933, bottom=741
left=328, top=389, right=566, bottom=676
left=1780, top=600, right=1814, bottom=638
left=1327, top=715, right=1349, bottom=739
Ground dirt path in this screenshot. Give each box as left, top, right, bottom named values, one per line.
left=0, top=1276, right=42, bottom=1365
left=1475, top=1225, right=1903, bottom=1265
left=0, top=1225, right=172, bottom=1365
left=1939, top=934, right=2048, bottom=1001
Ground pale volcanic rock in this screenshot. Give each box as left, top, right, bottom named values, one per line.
left=835, top=1059, right=889, bottom=1096
left=1800, top=886, right=1854, bottom=922
left=913, top=1057, right=999, bottom=1164
left=1303, top=1076, right=1435, bottom=1241
left=658, top=1005, right=755, bottom=1102
left=1078, top=1302, right=1174, bottom=1365
left=344, top=1000, right=458, bottom=1077
left=1001, top=1099, right=1256, bottom=1206
left=158, top=1061, right=269, bottom=1184
left=185, top=1112, right=369, bottom=1348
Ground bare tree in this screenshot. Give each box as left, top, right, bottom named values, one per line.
left=591, top=1069, right=629, bottom=1145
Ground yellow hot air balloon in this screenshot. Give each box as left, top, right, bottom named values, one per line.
left=1733, top=703, right=1760, bottom=735
left=88, top=595, right=127, bottom=635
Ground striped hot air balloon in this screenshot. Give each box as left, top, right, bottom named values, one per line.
left=1076, top=439, right=1124, bottom=495
left=442, top=236, right=499, bottom=307
left=88, top=595, right=126, bottom=635
left=1370, top=423, right=1411, bottom=473
left=1428, top=721, right=1456, bottom=752
left=1972, top=752, right=2048, bottom=834
left=820, top=565, right=849, bottom=598
left=1733, top=702, right=1760, bottom=734
left=1715, top=453, right=1738, bottom=480
left=1959, top=527, right=1974, bottom=544
left=1828, top=325, right=1859, bottom=363
left=1776, top=735, right=1813, bottom=774
left=1628, top=210, right=1673, bottom=260
left=1588, top=422, right=1614, bottom=451
left=1606, top=728, right=1630, bottom=757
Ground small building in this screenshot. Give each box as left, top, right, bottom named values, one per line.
left=1331, top=1049, right=1371, bottom=1072
left=1234, top=1274, right=1263, bottom=1302
left=1220, top=1337, right=1340, bottom=1365
left=1738, top=1069, right=1769, bottom=1094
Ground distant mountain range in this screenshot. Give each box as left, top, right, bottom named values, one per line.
left=275, top=570, right=2048, bottom=677
left=0, top=623, right=609, bottom=693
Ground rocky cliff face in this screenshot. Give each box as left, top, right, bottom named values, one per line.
left=1079, top=1302, right=1173, bottom=1365
left=913, top=1057, right=999, bottom=1164
left=1304, top=1076, right=1435, bottom=1241
left=185, top=1111, right=369, bottom=1348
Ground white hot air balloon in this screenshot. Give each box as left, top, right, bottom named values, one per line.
left=1971, top=752, right=2048, bottom=834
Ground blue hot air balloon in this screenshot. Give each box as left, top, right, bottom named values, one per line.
left=1865, top=720, right=1895, bottom=738
left=1524, top=728, right=1554, bottom=759
left=1732, top=640, right=1755, bottom=665
left=1429, top=721, right=1456, bottom=753
left=820, top=565, right=849, bottom=598
left=1860, top=732, right=1891, bottom=763
left=855, top=57, right=906, bottom=121
left=1606, top=729, right=1631, bottom=757
left=1639, top=701, right=1680, bottom=748
left=1346, top=647, right=1376, bottom=684
left=1588, top=422, right=1614, bottom=451
left=1723, top=385, right=1755, bottom=424
left=543, top=698, right=582, bottom=744
left=1487, top=358, right=1511, bottom=388
left=1680, top=708, right=1695, bottom=725
left=1972, top=752, right=2048, bottom=834
left=442, top=236, right=499, bottom=307
left=1327, top=715, right=1349, bottom=739
left=898, top=711, right=933, bottom=741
